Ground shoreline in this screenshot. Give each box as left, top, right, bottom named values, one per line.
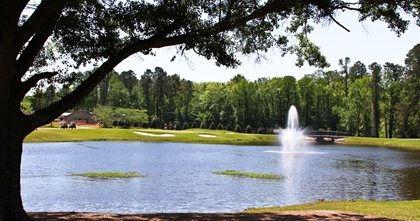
left=28, top=211, right=392, bottom=221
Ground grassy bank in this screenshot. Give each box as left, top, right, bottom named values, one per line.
left=26, top=126, right=420, bottom=150
left=24, top=127, right=278, bottom=145
left=245, top=200, right=420, bottom=221
left=341, top=137, right=420, bottom=151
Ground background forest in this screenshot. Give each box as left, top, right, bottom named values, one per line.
left=24, top=43, right=420, bottom=138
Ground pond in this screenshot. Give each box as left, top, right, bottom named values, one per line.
left=21, top=141, right=420, bottom=213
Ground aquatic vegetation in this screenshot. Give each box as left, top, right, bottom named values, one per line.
left=70, top=171, right=145, bottom=178
left=213, top=170, right=283, bottom=179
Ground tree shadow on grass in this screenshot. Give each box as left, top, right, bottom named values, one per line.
left=28, top=212, right=401, bottom=221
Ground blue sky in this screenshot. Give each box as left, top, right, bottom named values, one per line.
left=114, top=11, right=420, bottom=82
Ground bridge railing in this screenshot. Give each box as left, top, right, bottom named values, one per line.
left=305, top=130, right=353, bottom=138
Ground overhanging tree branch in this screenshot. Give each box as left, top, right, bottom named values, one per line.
left=12, top=1, right=66, bottom=93
left=18, top=72, right=59, bottom=99
left=17, top=0, right=66, bottom=49
left=328, top=13, right=350, bottom=32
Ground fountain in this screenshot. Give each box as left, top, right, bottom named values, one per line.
left=280, top=105, right=305, bottom=151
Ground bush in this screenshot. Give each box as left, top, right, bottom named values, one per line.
left=217, top=123, right=223, bottom=130
left=142, top=122, right=149, bottom=128
left=182, top=122, right=189, bottom=130
left=151, top=119, right=157, bottom=129
left=191, top=121, right=197, bottom=128
left=209, top=122, right=216, bottom=130
left=245, top=125, right=252, bottom=133
left=226, top=124, right=232, bottom=131
left=234, top=124, right=241, bottom=133
left=200, top=122, right=206, bottom=129
left=257, top=127, right=264, bottom=134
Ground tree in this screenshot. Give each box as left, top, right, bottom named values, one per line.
left=1, top=0, right=417, bottom=220
left=369, top=62, right=382, bottom=137
left=398, top=44, right=420, bottom=137
left=298, top=75, right=315, bottom=128
left=339, top=57, right=351, bottom=97
left=178, top=79, right=194, bottom=122
left=337, top=77, right=371, bottom=136
left=108, top=74, right=130, bottom=108
left=140, top=69, right=154, bottom=116
left=152, top=67, right=168, bottom=121
left=349, top=61, right=367, bottom=83
left=119, top=70, right=138, bottom=94
left=383, top=62, right=404, bottom=138
left=93, top=105, right=113, bottom=127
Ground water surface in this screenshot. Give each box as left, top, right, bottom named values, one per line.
left=21, top=142, right=420, bottom=213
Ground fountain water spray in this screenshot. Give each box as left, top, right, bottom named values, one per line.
left=280, top=105, right=305, bottom=151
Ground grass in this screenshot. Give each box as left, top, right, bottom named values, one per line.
left=25, top=127, right=278, bottom=145
left=213, top=170, right=284, bottom=179
left=70, top=171, right=145, bottom=178
left=342, top=137, right=420, bottom=151
left=244, top=200, right=420, bottom=221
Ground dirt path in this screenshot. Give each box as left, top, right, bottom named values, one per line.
left=28, top=211, right=400, bottom=221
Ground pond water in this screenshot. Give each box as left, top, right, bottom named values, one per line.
left=21, top=141, right=420, bottom=213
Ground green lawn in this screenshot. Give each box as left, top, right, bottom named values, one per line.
left=25, top=127, right=278, bottom=145
left=245, top=200, right=420, bottom=221
left=26, top=127, right=420, bottom=151
left=342, top=137, right=420, bottom=151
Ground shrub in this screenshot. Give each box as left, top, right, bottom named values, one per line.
left=209, top=122, right=216, bottom=130
left=257, top=127, right=264, bottom=134
left=217, top=123, right=223, bottom=130
left=182, top=122, right=189, bottom=130
left=245, top=125, right=252, bottom=133
left=191, top=121, right=197, bottom=128
left=200, top=122, right=206, bottom=129
left=151, top=119, right=157, bottom=129
left=226, top=124, right=232, bottom=131
left=234, top=124, right=241, bottom=133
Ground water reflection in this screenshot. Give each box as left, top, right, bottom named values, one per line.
left=21, top=142, right=420, bottom=213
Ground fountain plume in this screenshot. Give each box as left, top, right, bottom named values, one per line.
left=280, top=105, right=305, bottom=151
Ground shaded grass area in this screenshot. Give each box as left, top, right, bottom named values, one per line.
left=342, top=137, right=420, bottom=151
left=213, top=170, right=284, bottom=179
left=245, top=200, right=420, bottom=221
left=70, top=171, right=145, bottom=178
left=25, top=128, right=278, bottom=145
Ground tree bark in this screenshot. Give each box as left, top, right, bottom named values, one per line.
left=0, top=119, right=30, bottom=221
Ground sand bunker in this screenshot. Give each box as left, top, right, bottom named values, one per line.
left=134, top=131, right=175, bottom=137
left=199, top=134, right=216, bottom=138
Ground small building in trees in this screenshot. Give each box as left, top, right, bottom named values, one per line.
left=61, top=110, right=96, bottom=124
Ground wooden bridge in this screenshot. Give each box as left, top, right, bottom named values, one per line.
left=305, top=130, right=352, bottom=143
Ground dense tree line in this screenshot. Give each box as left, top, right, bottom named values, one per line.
left=26, top=43, right=420, bottom=138
left=2, top=0, right=418, bottom=219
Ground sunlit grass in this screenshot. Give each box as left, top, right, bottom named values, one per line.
left=213, top=170, right=284, bottom=179
left=70, top=171, right=145, bottom=178
left=25, top=128, right=278, bottom=145
left=244, top=200, right=420, bottom=221
left=342, top=137, right=420, bottom=151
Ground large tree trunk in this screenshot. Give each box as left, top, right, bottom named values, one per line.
left=0, top=122, right=30, bottom=221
